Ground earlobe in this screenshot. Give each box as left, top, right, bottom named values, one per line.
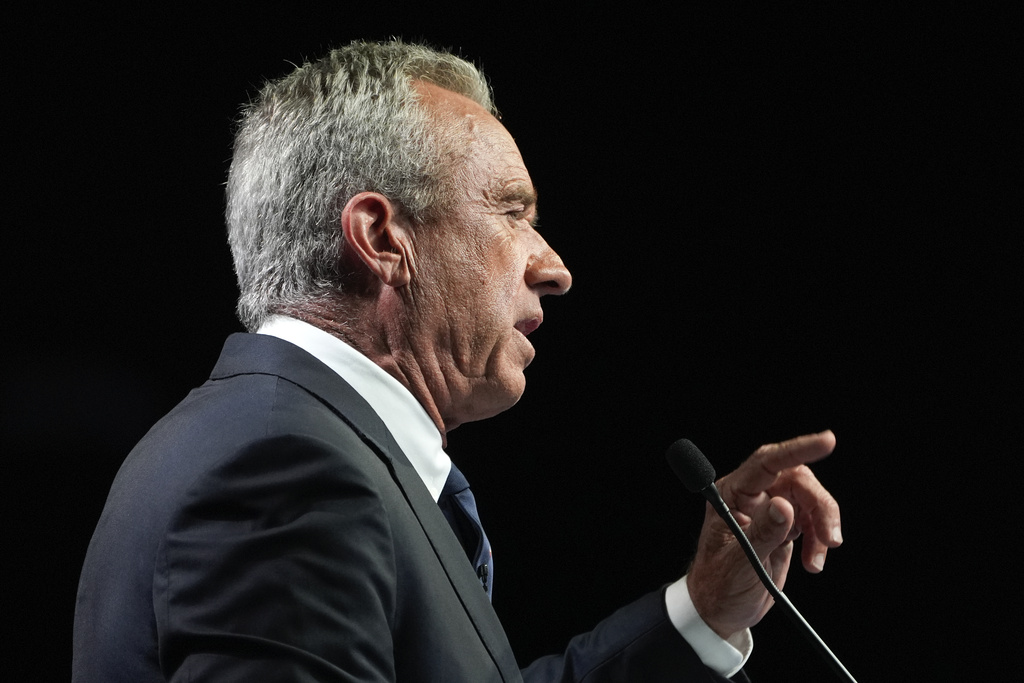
left=341, top=192, right=412, bottom=288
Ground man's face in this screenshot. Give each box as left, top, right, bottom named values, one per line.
left=407, top=84, right=572, bottom=431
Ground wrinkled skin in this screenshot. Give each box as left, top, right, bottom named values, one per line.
left=688, top=430, right=843, bottom=638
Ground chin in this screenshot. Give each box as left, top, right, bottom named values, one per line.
left=490, top=380, right=527, bottom=417
left=461, top=373, right=526, bottom=425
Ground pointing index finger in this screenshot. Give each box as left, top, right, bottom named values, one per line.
left=729, top=430, right=837, bottom=493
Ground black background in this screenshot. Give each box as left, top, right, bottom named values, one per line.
left=6, top=3, right=1018, bottom=681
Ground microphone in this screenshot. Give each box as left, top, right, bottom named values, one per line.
left=667, top=438, right=858, bottom=683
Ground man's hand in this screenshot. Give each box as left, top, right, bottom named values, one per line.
left=687, top=430, right=843, bottom=639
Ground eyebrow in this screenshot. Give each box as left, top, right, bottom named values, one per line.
left=500, top=181, right=538, bottom=208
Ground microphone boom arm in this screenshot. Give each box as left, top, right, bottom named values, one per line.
left=667, top=438, right=857, bottom=682
left=701, top=482, right=857, bottom=683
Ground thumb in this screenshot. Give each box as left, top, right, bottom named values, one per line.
left=745, top=497, right=795, bottom=565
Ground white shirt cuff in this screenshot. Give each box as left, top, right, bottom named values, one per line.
left=665, top=575, right=752, bottom=678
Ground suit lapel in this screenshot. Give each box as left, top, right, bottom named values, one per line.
left=212, top=333, right=522, bottom=681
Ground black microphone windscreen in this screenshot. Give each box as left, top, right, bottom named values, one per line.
left=666, top=439, right=717, bottom=492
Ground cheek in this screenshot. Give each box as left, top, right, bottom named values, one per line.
left=492, top=243, right=528, bottom=301
left=469, top=245, right=522, bottom=320
left=458, top=280, right=522, bottom=372
left=485, top=267, right=524, bottom=328
left=450, top=235, right=529, bottom=358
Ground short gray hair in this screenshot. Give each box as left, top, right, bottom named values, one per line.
left=226, top=40, right=495, bottom=331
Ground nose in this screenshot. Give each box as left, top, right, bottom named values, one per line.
left=526, top=241, right=572, bottom=296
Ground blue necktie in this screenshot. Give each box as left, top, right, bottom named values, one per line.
left=438, top=463, right=493, bottom=599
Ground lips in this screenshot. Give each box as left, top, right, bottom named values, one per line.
left=515, top=316, right=542, bottom=336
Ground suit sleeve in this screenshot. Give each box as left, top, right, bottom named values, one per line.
left=521, top=589, right=749, bottom=683
left=153, top=433, right=399, bottom=682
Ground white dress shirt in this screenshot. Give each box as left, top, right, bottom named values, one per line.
left=257, top=315, right=751, bottom=677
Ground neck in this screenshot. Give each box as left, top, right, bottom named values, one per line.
left=282, top=297, right=457, bottom=446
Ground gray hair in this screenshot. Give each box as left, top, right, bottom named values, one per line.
left=226, top=40, right=495, bottom=331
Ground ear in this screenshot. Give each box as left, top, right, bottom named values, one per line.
left=340, top=192, right=413, bottom=288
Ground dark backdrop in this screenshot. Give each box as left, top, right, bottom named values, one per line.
left=6, top=4, right=1018, bottom=681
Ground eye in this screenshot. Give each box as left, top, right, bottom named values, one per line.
left=505, top=207, right=538, bottom=227
left=504, top=209, right=527, bottom=225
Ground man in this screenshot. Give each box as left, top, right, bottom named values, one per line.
left=73, top=40, right=843, bottom=681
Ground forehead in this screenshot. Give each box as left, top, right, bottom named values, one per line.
left=415, top=81, right=536, bottom=203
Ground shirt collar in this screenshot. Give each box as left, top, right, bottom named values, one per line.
left=256, top=315, right=451, bottom=501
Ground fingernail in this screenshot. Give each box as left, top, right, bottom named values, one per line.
left=769, top=503, right=786, bottom=525
left=812, top=553, right=825, bottom=571
left=832, top=526, right=843, bottom=544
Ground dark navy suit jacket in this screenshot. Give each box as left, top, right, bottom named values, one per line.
left=73, top=333, right=745, bottom=682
